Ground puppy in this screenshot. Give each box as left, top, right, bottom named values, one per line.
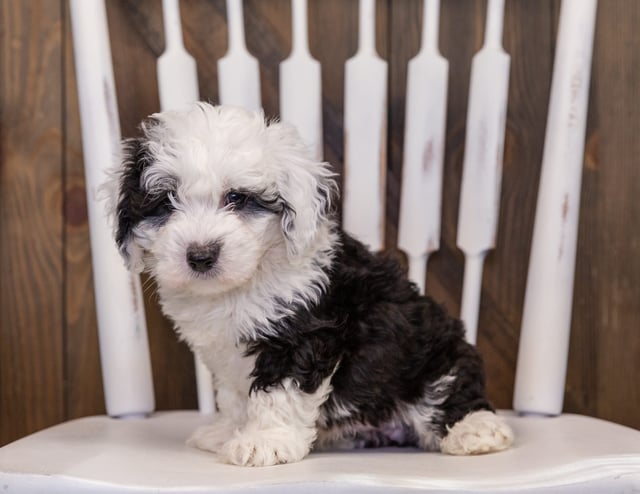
left=107, top=103, right=513, bottom=467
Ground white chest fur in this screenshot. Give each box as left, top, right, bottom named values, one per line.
left=193, top=330, right=253, bottom=401
left=160, top=293, right=255, bottom=412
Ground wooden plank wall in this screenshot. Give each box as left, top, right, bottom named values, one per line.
left=1, top=0, right=639, bottom=446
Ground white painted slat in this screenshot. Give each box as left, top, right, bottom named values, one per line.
left=69, top=0, right=154, bottom=418
left=280, top=0, right=323, bottom=161
left=456, top=0, right=511, bottom=344
left=343, top=0, right=388, bottom=251
left=157, top=0, right=199, bottom=110
left=157, top=0, right=215, bottom=416
left=218, top=0, right=261, bottom=110
left=192, top=359, right=215, bottom=415
left=514, top=0, right=598, bottom=417
left=397, top=0, right=448, bottom=294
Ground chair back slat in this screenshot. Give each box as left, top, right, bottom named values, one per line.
left=218, top=0, right=261, bottom=109
left=456, top=0, right=511, bottom=344
left=280, top=0, right=323, bottom=161
left=342, top=0, right=388, bottom=252
left=157, top=0, right=199, bottom=111
left=514, top=0, right=598, bottom=416
left=70, top=0, right=154, bottom=418
left=397, top=0, right=448, bottom=293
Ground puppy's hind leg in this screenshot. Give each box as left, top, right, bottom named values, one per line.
left=440, top=410, right=513, bottom=455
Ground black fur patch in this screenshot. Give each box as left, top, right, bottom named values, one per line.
left=115, top=137, right=176, bottom=256
left=246, top=232, right=493, bottom=443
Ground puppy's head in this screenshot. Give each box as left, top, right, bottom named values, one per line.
left=106, top=103, right=336, bottom=295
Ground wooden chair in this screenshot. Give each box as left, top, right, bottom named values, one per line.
left=1, top=0, right=639, bottom=492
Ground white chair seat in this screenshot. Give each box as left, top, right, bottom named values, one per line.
left=1, top=411, right=638, bottom=493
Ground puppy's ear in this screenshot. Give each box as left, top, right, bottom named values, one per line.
left=103, top=137, right=154, bottom=273
left=270, top=124, right=338, bottom=257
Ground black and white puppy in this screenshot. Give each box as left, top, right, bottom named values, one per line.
left=107, top=103, right=513, bottom=467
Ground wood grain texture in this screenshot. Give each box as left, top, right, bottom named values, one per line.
left=1, top=0, right=639, bottom=447
left=573, top=0, right=640, bottom=427
left=307, top=0, right=356, bottom=191
left=0, top=0, right=65, bottom=444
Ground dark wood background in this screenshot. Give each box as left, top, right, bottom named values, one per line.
left=1, top=0, right=639, bottom=446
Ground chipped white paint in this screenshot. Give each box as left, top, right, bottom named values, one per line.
left=342, top=0, right=388, bottom=251
left=280, top=0, right=323, bottom=161
left=514, top=0, right=598, bottom=417
left=218, top=0, right=261, bottom=110
left=70, top=0, right=154, bottom=418
left=157, top=0, right=215, bottom=415
left=398, top=0, right=448, bottom=293
left=456, top=0, right=510, bottom=344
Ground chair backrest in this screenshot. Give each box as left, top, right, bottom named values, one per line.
left=69, top=0, right=597, bottom=420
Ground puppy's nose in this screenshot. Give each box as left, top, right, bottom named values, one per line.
left=186, top=243, right=220, bottom=273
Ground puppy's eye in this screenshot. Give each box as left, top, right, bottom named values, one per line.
left=143, top=194, right=174, bottom=218
left=148, top=201, right=171, bottom=217
left=224, top=191, right=249, bottom=209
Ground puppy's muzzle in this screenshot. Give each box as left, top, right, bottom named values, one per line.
left=186, top=242, right=220, bottom=274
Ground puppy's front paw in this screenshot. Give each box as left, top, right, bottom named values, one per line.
left=440, top=410, right=513, bottom=455
left=187, top=419, right=237, bottom=453
left=220, top=428, right=311, bottom=467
